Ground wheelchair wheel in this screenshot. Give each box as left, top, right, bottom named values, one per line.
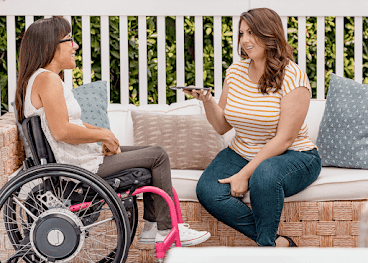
left=0, top=163, right=131, bottom=263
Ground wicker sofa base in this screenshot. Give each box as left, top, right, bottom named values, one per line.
left=125, top=199, right=366, bottom=263
left=0, top=199, right=365, bottom=262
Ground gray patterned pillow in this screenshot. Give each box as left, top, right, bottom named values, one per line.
left=316, top=73, right=368, bottom=168
left=131, top=111, right=223, bottom=170
left=71, top=81, right=110, bottom=130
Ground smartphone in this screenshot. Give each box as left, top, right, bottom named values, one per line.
left=170, top=86, right=210, bottom=91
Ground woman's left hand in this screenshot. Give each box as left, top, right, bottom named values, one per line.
left=218, top=172, right=249, bottom=198
left=102, top=141, right=121, bottom=156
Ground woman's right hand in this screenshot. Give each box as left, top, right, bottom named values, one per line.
left=183, top=87, right=212, bottom=102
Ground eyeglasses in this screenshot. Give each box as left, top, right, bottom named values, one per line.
left=59, top=37, right=74, bottom=46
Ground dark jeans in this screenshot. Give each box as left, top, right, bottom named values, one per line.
left=97, top=145, right=173, bottom=230
left=196, top=147, right=321, bottom=246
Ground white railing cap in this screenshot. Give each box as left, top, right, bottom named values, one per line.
left=1, top=0, right=368, bottom=17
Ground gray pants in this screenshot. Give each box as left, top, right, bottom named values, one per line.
left=97, top=145, right=173, bottom=230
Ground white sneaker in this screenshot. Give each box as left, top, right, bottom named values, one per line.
left=139, top=221, right=157, bottom=244
left=155, top=223, right=211, bottom=247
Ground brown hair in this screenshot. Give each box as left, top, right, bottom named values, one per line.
left=15, top=16, right=71, bottom=123
left=238, top=8, right=294, bottom=94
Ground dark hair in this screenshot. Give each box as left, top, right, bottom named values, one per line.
left=238, top=8, right=294, bottom=94
left=15, top=16, right=71, bottom=123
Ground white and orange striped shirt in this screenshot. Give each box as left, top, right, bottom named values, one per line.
left=224, top=59, right=316, bottom=161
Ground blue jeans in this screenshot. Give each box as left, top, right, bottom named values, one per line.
left=196, top=147, right=321, bottom=246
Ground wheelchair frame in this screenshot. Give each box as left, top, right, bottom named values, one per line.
left=0, top=115, right=183, bottom=263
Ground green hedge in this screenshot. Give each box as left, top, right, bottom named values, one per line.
left=1, top=16, right=368, bottom=111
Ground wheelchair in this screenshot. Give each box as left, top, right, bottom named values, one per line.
left=0, top=115, right=183, bottom=263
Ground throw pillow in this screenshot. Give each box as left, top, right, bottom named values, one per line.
left=131, top=111, right=223, bottom=170
left=71, top=81, right=110, bottom=130
left=316, top=73, right=368, bottom=168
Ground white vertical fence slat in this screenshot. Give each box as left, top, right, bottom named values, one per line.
left=195, top=16, right=203, bottom=88
left=101, top=16, right=110, bottom=103
left=298, top=16, right=306, bottom=72
left=6, top=16, right=16, bottom=112
left=82, top=15, right=91, bottom=84
left=157, top=16, right=166, bottom=104
left=335, top=16, right=344, bottom=78
left=214, top=16, right=222, bottom=98
left=317, top=16, right=325, bottom=99
left=64, top=15, right=73, bottom=90
left=281, top=16, right=288, bottom=40
left=232, top=16, right=240, bottom=63
left=138, top=15, right=148, bottom=105
left=25, top=16, right=34, bottom=30
left=120, top=15, right=129, bottom=105
left=44, top=15, right=52, bottom=19
left=354, top=16, right=363, bottom=84
left=176, top=16, right=185, bottom=102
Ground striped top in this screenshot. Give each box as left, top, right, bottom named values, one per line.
left=224, top=59, right=316, bottom=161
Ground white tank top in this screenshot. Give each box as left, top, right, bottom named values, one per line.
left=24, top=68, right=104, bottom=173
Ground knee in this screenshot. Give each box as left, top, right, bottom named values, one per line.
left=151, top=145, right=169, bottom=162
left=196, top=173, right=225, bottom=208
left=196, top=177, right=209, bottom=203
left=249, top=159, right=279, bottom=192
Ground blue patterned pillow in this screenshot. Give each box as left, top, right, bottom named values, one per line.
left=316, top=73, right=368, bottom=168
left=71, top=81, right=110, bottom=130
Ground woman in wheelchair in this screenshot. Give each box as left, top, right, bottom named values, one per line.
left=9, top=16, right=210, bottom=262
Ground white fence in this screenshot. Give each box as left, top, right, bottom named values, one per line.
left=1, top=0, right=368, bottom=112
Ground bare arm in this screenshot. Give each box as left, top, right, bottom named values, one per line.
left=83, top=122, right=103, bottom=130
left=184, top=80, right=233, bottom=135
left=33, top=72, right=119, bottom=151
left=219, top=87, right=311, bottom=197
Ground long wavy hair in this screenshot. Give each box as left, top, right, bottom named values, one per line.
left=15, top=16, right=71, bottom=123
left=238, top=8, right=294, bottom=94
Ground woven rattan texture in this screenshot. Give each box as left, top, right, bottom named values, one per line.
left=126, top=199, right=366, bottom=263
left=0, top=113, right=24, bottom=189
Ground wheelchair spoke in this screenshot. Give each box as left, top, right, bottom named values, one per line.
left=79, top=207, right=110, bottom=219
left=80, top=216, right=113, bottom=232
left=85, top=227, right=118, bottom=240
left=5, top=203, right=31, bottom=228
left=84, top=234, right=116, bottom=250
left=12, top=196, right=37, bottom=221
left=3, top=214, right=32, bottom=231
left=77, top=186, right=91, bottom=218
left=48, top=176, right=59, bottom=199
left=80, top=193, right=100, bottom=219
left=63, top=181, right=80, bottom=207
left=81, top=247, right=116, bottom=262
left=22, top=198, right=45, bottom=216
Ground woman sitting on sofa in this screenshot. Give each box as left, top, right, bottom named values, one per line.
left=185, top=8, right=321, bottom=247
left=14, top=16, right=210, bottom=246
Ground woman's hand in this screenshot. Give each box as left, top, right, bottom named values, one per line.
left=218, top=172, right=249, bottom=198
left=102, top=141, right=121, bottom=156
left=183, top=87, right=212, bottom=102
left=101, top=129, right=121, bottom=156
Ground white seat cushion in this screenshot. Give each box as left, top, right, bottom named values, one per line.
left=171, top=167, right=368, bottom=203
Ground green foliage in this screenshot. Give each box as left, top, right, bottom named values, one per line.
left=1, top=15, right=368, bottom=111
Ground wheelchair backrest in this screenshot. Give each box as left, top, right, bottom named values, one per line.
left=20, top=116, right=56, bottom=166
